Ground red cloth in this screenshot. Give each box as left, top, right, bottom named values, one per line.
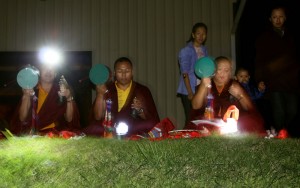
left=276, top=129, right=289, bottom=139
left=148, top=118, right=175, bottom=138
left=10, top=84, right=81, bottom=135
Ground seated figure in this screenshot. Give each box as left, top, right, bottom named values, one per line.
left=83, top=57, right=160, bottom=138
left=185, top=56, right=265, bottom=134
left=10, top=64, right=81, bottom=136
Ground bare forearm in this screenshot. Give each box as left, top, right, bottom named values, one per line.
left=19, top=96, right=31, bottom=121
left=183, top=74, right=193, bottom=97
left=237, top=94, right=255, bottom=111
left=192, top=83, right=208, bottom=109
left=94, top=94, right=106, bottom=120
left=65, top=100, right=74, bottom=122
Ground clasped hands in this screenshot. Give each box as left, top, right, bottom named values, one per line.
left=131, top=97, right=143, bottom=113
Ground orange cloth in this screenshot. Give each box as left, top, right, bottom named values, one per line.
left=37, top=85, right=55, bottom=130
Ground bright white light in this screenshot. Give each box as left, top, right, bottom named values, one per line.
left=220, top=118, right=238, bottom=134
left=115, top=122, right=128, bottom=135
left=38, top=47, right=62, bottom=67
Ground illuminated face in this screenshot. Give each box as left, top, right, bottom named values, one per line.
left=114, top=61, right=133, bottom=86
left=192, top=27, right=207, bottom=46
left=214, top=60, right=232, bottom=85
left=236, top=70, right=250, bottom=84
left=39, top=65, right=56, bottom=84
left=270, top=8, right=286, bottom=29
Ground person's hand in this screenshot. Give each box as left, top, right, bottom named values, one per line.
left=131, top=97, right=143, bottom=111
left=187, top=93, right=193, bottom=100
left=258, top=81, right=266, bottom=92
left=58, top=87, right=72, bottom=99
left=229, top=84, right=243, bottom=99
left=95, top=84, right=108, bottom=96
left=202, top=77, right=212, bottom=88
left=22, top=88, right=35, bottom=98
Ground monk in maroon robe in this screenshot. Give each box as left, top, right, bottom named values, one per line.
left=186, top=56, right=265, bottom=134
left=10, top=64, right=81, bottom=136
left=83, top=57, right=160, bottom=137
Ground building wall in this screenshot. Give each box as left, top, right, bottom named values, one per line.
left=0, top=0, right=235, bottom=129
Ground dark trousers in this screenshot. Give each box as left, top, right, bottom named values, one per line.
left=179, top=94, right=192, bottom=126
left=267, top=92, right=299, bottom=132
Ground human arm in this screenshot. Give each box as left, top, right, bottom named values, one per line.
left=132, top=86, right=160, bottom=122
left=178, top=46, right=195, bottom=99
left=59, top=87, right=74, bottom=122
left=19, top=89, right=34, bottom=121
left=229, top=82, right=255, bottom=111
left=258, top=81, right=265, bottom=92
left=183, top=73, right=194, bottom=100
left=127, top=85, right=160, bottom=136
left=191, top=77, right=211, bottom=109
left=93, top=84, right=107, bottom=120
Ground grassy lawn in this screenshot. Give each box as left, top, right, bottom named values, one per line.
left=1, top=135, right=300, bottom=187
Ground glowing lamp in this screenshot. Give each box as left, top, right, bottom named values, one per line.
left=115, top=122, right=128, bottom=139
left=220, top=105, right=239, bottom=134
left=220, top=118, right=238, bottom=134
left=38, top=47, right=62, bottom=67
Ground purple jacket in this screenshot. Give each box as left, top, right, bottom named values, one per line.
left=177, top=42, right=208, bottom=95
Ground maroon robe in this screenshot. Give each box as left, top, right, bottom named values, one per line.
left=10, top=84, right=81, bottom=135
left=185, top=79, right=265, bottom=134
left=83, top=81, right=160, bottom=137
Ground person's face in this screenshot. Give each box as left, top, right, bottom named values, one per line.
left=236, top=70, right=250, bottom=84
left=214, top=60, right=232, bottom=85
left=192, top=27, right=207, bottom=45
left=39, top=65, right=56, bottom=84
left=114, top=61, right=133, bottom=86
left=270, top=8, right=286, bottom=29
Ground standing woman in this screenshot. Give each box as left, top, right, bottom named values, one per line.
left=177, top=22, right=208, bottom=124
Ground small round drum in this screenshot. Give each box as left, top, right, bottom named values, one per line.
left=89, top=64, right=109, bottom=85
left=194, top=56, right=215, bottom=78
left=17, top=67, right=39, bottom=89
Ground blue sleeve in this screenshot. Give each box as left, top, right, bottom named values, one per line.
left=178, top=47, right=192, bottom=73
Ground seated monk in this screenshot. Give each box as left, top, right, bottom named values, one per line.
left=185, top=56, right=265, bottom=134
left=83, top=57, right=160, bottom=137
left=10, top=64, right=81, bottom=136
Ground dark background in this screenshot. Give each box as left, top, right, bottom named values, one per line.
left=236, top=0, right=300, bottom=77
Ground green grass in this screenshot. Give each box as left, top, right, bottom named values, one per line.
left=1, top=135, right=300, bottom=187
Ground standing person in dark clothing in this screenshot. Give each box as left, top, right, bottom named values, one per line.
left=254, top=4, right=300, bottom=135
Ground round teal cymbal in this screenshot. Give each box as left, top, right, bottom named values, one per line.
left=194, top=56, right=215, bottom=78
left=17, top=67, right=39, bottom=89
left=89, top=64, right=109, bottom=85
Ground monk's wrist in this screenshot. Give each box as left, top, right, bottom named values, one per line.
left=67, top=96, right=74, bottom=102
